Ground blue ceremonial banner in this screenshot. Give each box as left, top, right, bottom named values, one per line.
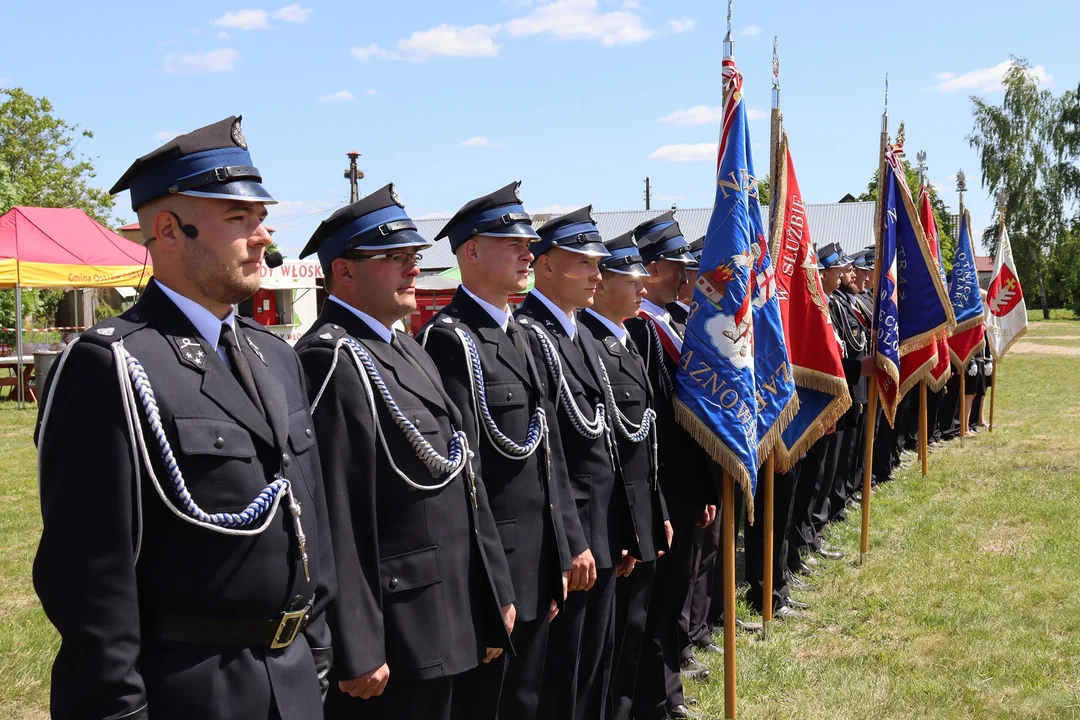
left=947, top=209, right=987, bottom=366
left=674, top=53, right=797, bottom=518
left=887, top=147, right=954, bottom=398
left=873, top=157, right=903, bottom=425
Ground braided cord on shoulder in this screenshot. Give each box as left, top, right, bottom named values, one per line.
left=527, top=325, right=606, bottom=440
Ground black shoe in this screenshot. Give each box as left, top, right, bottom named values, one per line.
left=796, top=562, right=816, bottom=576
left=667, top=704, right=705, bottom=719
left=787, top=599, right=811, bottom=610
left=776, top=605, right=807, bottom=620
left=685, top=696, right=699, bottom=706
left=816, top=548, right=845, bottom=560
left=680, top=656, right=710, bottom=681
left=735, top=618, right=764, bottom=632
left=787, top=574, right=816, bottom=592
left=697, top=641, right=723, bottom=654
left=804, top=554, right=821, bottom=567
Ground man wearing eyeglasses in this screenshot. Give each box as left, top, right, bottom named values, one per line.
left=295, top=186, right=516, bottom=720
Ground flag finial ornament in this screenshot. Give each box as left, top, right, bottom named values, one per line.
left=772, top=37, right=780, bottom=88
left=996, top=187, right=1008, bottom=209
left=956, top=169, right=967, bottom=193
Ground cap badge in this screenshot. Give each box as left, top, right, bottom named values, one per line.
left=96, top=327, right=116, bottom=337
left=231, top=118, right=247, bottom=150
left=390, top=183, right=404, bottom=209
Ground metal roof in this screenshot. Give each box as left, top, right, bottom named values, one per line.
left=414, top=201, right=877, bottom=272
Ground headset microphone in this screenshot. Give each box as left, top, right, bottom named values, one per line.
left=167, top=211, right=198, bottom=239
left=265, top=251, right=284, bottom=268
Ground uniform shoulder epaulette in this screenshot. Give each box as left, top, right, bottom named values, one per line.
left=304, top=322, right=349, bottom=349
left=78, top=312, right=147, bottom=347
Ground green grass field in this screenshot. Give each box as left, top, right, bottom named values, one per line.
left=1, top=316, right=1078, bottom=719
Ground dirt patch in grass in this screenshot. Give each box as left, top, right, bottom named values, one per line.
left=979, top=523, right=1031, bottom=556
left=1008, top=343, right=1080, bottom=356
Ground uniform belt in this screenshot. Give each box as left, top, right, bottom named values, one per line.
left=148, top=605, right=312, bottom=649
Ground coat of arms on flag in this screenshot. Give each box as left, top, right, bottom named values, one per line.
left=986, top=222, right=1029, bottom=359
left=674, top=49, right=797, bottom=519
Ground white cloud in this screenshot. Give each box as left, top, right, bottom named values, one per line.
left=746, top=108, right=768, bottom=120
left=398, top=24, right=502, bottom=59
left=668, top=18, right=695, bottom=34
left=931, top=60, right=1052, bottom=93
left=273, top=4, right=312, bottom=22
left=458, top=136, right=506, bottom=148
left=319, top=90, right=355, bottom=102
left=659, top=105, right=722, bottom=126
left=351, top=44, right=399, bottom=62
left=739, top=25, right=760, bottom=36
left=354, top=24, right=501, bottom=62
left=648, top=143, right=716, bottom=163
left=163, top=48, right=240, bottom=75
left=620, top=0, right=643, bottom=8
left=217, top=31, right=230, bottom=39
left=505, top=0, right=654, bottom=47
left=152, top=131, right=181, bottom=141
left=211, top=9, right=270, bottom=31
left=364, top=88, right=379, bottom=96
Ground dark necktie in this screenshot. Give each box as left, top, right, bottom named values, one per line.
left=390, top=332, right=428, bottom=375
left=219, top=323, right=266, bottom=418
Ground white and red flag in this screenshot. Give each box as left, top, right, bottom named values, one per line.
left=985, top=224, right=1028, bottom=359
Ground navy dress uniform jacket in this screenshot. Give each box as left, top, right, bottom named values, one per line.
left=419, top=288, right=573, bottom=623
left=514, top=294, right=627, bottom=569
left=624, top=316, right=715, bottom=518
left=579, top=311, right=669, bottom=562
left=33, top=279, right=335, bottom=720
left=294, top=302, right=514, bottom=687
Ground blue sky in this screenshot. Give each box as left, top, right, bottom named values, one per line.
left=2, top=0, right=1078, bottom=257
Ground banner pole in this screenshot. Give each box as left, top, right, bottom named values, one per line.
left=920, top=381, right=928, bottom=476
left=989, top=365, right=997, bottom=433
left=959, top=369, right=966, bottom=446
left=762, top=454, right=774, bottom=639
left=722, top=468, right=737, bottom=719
left=860, top=377, right=877, bottom=564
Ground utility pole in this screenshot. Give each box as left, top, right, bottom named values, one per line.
left=644, top=176, right=651, bottom=210
left=345, top=150, right=364, bottom=202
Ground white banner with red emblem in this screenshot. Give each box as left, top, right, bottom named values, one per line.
left=985, top=225, right=1028, bottom=360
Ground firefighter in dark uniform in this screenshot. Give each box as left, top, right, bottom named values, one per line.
left=625, top=212, right=717, bottom=720
left=418, top=182, right=574, bottom=720
left=33, top=117, right=335, bottom=720
left=293, top=186, right=516, bottom=720
left=513, top=206, right=622, bottom=720
left=824, top=243, right=870, bottom=524
left=578, top=230, right=672, bottom=720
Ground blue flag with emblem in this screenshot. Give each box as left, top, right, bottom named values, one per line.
left=947, top=209, right=986, bottom=367
left=674, top=51, right=798, bottom=521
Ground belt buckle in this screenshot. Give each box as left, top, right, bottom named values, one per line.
left=270, top=608, right=309, bottom=649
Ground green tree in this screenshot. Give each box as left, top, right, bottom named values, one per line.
left=0, top=88, right=116, bottom=222
left=968, top=57, right=1080, bottom=319
left=857, top=159, right=957, bottom=271
left=0, top=88, right=119, bottom=337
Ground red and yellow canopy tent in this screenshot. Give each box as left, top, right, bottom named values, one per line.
left=0, top=206, right=152, bottom=404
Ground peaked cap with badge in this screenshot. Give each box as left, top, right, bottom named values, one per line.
left=436, top=181, right=540, bottom=251
left=854, top=246, right=875, bottom=270
left=530, top=205, right=611, bottom=259
left=818, top=242, right=854, bottom=269
left=633, top=211, right=695, bottom=265
left=687, top=235, right=705, bottom=270
left=110, top=116, right=274, bottom=212
left=599, top=230, right=648, bottom=277
left=299, top=183, right=429, bottom=272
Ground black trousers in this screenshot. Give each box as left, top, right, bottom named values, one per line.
left=789, top=436, right=830, bottom=566
left=811, top=423, right=847, bottom=536
left=926, top=388, right=943, bottom=442
left=609, top=560, right=656, bottom=720
left=328, top=675, right=452, bottom=720
left=938, top=375, right=962, bottom=439
left=450, top=616, right=550, bottom=720
left=537, top=566, right=617, bottom=720
left=682, top=516, right=720, bottom=660
left=745, top=464, right=797, bottom=613
left=631, top=515, right=696, bottom=719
